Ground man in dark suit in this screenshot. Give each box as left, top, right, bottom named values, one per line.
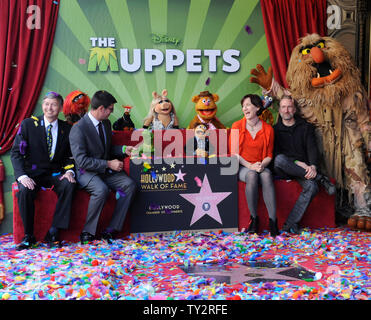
left=69, top=90, right=137, bottom=244
left=11, top=92, right=76, bottom=250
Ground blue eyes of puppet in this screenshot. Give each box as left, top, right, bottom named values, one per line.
left=159, top=99, right=170, bottom=104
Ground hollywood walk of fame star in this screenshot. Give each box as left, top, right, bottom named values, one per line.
left=179, top=174, right=231, bottom=226
left=174, top=169, right=186, bottom=182
left=181, top=262, right=315, bottom=285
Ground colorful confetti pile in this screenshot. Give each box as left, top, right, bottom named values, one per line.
left=0, top=227, right=369, bottom=300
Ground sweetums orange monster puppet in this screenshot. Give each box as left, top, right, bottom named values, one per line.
left=250, top=34, right=371, bottom=231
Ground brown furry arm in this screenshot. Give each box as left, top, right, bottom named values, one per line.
left=250, top=65, right=273, bottom=91
left=262, top=78, right=291, bottom=100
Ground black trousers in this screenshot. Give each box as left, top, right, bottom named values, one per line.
left=16, top=175, right=76, bottom=235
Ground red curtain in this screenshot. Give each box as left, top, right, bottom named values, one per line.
left=0, top=0, right=60, bottom=221
left=0, top=0, right=59, bottom=155
left=260, top=0, right=327, bottom=88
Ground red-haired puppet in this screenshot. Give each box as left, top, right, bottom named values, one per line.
left=63, top=90, right=90, bottom=125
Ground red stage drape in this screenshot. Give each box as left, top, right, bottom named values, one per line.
left=0, top=0, right=60, bottom=222
left=260, top=0, right=327, bottom=88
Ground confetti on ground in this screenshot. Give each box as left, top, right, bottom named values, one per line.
left=0, top=227, right=369, bottom=300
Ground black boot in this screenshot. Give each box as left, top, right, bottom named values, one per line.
left=247, top=216, right=259, bottom=234
left=280, top=222, right=302, bottom=235
left=269, top=219, right=279, bottom=237
left=317, top=174, right=336, bottom=195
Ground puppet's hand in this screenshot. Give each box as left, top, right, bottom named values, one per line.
left=196, top=148, right=208, bottom=157
left=250, top=64, right=273, bottom=91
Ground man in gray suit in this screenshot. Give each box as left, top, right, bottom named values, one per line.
left=69, top=90, right=137, bottom=244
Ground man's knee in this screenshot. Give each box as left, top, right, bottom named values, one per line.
left=17, top=184, right=36, bottom=199
left=121, top=178, right=137, bottom=195
left=274, top=154, right=289, bottom=169
left=128, top=181, right=137, bottom=194
left=59, top=179, right=76, bottom=193
left=91, top=183, right=110, bottom=199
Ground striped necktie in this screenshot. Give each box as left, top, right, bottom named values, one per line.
left=46, top=124, right=53, bottom=159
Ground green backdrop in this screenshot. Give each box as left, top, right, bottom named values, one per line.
left=0, top=0, right=271, bottom=234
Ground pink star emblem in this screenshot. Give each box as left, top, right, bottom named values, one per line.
left=174, top=169, right=186, bottom=181
left=180, top=174, right=231, bottom=226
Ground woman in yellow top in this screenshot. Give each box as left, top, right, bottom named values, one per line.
left=231, top=94, right=278, bottom=236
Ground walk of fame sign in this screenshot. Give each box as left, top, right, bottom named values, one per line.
left=129, top=157, right=238, bottom=233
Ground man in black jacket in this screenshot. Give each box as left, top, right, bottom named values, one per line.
left=11, top=92, right=76, bottom=250
left=273, top=95, right=335, bottom=234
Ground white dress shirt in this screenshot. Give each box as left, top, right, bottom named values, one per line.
left=44, top=116, right=58, bottom=160
left=88, top=111, right=106, bottom=143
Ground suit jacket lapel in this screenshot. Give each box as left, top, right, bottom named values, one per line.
left=54, top=119, right=64, bottom=160
left=83, top=114, right=105, bottom=153
left=103, top=120, right=110, bottom=158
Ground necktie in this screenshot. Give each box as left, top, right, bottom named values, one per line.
left=46, top=124, right=53, bottom=159
left=98, top=122, right=105, bottom=150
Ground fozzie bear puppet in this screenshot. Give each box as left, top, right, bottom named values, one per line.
left=250, top=34, right=371, bottom=231
left=188, top=91, right=226, bottom=129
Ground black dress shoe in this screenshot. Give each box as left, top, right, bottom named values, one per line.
left=16, top=234, right=36, bottom=251
left=317, top=174, right=336, bottom=195
left=280, top=222, right=302, bottom=235
left=80, top=232, right=95, bottom=245
left=101, top=231, right=115, bottom=244
left=44, top=231, right=62, bottom=248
